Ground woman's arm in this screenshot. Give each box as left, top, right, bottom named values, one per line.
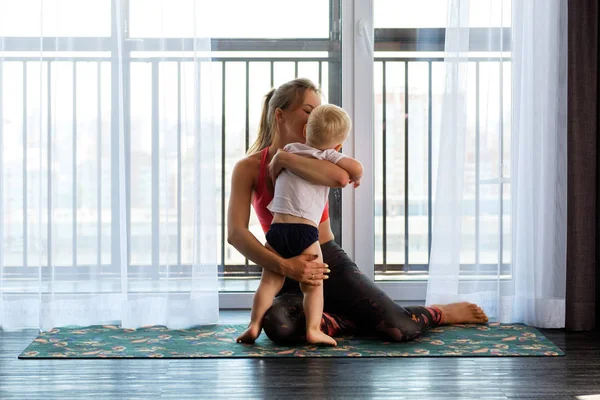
left=269, top=150, right=350, bottom=188
left=227, top=158, right=329, bottom=285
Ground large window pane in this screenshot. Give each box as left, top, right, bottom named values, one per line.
left=50, top=62, right=74, bottom=267
left=2, top=63, right=24, bottom=267
left=373, top=55, right=510, bottom=279
left=374, top=0, right=511, bottom=28
left=130, top=0, right=330, bottom=38
left=407, top=62, right=430, bottom=266
left=129, top=63, right=152, bottom=266
left=1, top=1, right=342, bottom=294
left=2, top=0, right=110, bottom=37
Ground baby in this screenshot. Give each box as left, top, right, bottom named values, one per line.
left=237, top=104, right=363, bottom=345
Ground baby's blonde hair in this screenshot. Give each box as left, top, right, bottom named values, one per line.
left=306, top=104, right=352, bottom=149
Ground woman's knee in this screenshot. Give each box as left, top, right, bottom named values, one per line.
left=376, top=315, right=422, bottom=342
left=262, top=302, right=304, bottom=345
left=381, top=326, right=420, bottom=343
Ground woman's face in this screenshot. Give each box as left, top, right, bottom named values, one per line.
left=278, top=90, right=321, bottom=145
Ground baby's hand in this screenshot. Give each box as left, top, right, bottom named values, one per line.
left=349, top=177, right=361, bottom=188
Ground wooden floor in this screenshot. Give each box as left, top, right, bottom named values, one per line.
left=1, top=311, right=599, bottom=399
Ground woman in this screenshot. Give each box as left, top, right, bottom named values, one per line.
left=227, top=78, right=488, bottom=344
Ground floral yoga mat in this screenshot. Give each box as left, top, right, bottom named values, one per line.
left=19, top=322, right=563, bottom=359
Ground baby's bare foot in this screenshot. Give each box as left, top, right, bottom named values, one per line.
left=306, top=329, right=337, bottom=346
left=236, top=324, right=261, bottom=344
left=433, top=302, right=489, bottom=325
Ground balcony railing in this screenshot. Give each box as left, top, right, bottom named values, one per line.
left=0, top=36, right=341, bottom=285
left=373, top=57, right=511, bottom=280
left=1, top=28, right=511, bottom=283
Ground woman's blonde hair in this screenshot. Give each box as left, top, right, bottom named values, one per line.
left=247, top=78, right=322, bottom=155
left=306, top=104, right=352, bottom=148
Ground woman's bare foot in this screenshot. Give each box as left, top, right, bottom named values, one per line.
left=306, top=328, right=337, bottom=346
left=236, top=323, right=261, bottom=344
left=432, top=302, right=489, bottom=325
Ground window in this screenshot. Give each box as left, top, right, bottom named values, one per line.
left=371, top=0, right=512, bottom=282
left=1, top=0, right=342, bottom=295
left=2, top=0, right=511, bottom=304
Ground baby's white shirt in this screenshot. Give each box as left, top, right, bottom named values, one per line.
left=267, top=143, right=347, bottom=226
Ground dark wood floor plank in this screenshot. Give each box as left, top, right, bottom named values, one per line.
left=1, top=313, right=599, bottom=399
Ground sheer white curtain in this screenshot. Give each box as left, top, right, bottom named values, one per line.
left=0, top=0, right=219, bottom=331
left=426, top=0, right=567, bottom=327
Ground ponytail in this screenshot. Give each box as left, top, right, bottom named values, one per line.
left=247, top=88, right=276, bottom=155
left=247, top=78, right=321, bottom=155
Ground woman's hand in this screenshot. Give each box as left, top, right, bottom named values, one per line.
left=281, top=254, right=330, bottom=286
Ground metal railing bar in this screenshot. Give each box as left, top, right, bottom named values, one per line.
left=427, top=61, right=433, bottom=260
left=96, top=62, right=102, bottom=271
left=382, top=61, right=387, bottom=270
left=244, top=61, right=250, bottom=271
left=48, top=62, right=53, bottom=269
left=177, top=62, right=182, bottom=268
left=404, top=62, right=409, bottom=273
left=151, top=61, right=159, bottom=274
left=475, top=61, right=480, bottom=268
left=220, top=62, right=226, bottom=271
left=72, top=62, right=78, bottom=268
left=23, top=62, right=28, bottom=268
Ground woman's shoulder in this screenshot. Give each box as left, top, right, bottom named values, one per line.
left=237, top=152, right=262, bottom=169
left=232, top=152, right=261, bottom=183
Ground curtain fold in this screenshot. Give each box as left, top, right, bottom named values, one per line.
left=0, top=0, right=219, bottom=331
left=426, top=0, right=568, bottom=328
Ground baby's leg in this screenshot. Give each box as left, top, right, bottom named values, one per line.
left=299, top=241, right=337, bottom=346
left=237, top=245, right=285, bottom=344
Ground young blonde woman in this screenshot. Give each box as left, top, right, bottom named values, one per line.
left=227, top=78, right=488, bottom=344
